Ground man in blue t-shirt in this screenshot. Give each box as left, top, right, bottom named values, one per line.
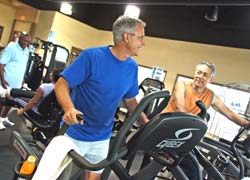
left=0, top=33, right=30, bottom=129
left=54, top=15, right=148, bottom=180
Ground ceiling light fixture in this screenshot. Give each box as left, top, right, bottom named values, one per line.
left=124, top=5, right=140, bottom=18
left=205, top=6, right=219, bottom=22
left=60, top=2, right=72, bottom=15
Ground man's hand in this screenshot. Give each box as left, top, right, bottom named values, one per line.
left=17, top=108, right=24, bottom=115
left=140, top=114, right=150, bottom=125
left=243, top=119, right=250, bottom=128
left=1, top=79, right=8, bottom=89
left=63, top=107, right=84, bottom=125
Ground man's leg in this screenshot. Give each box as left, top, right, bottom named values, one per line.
left=0, top=104, right=3, bottom=116
left=0, top=106, right=14, bottom=126
left=84, top=139, right=110, bottom=180
left=0, top=106, right=11, bottom=118
left=65, top=135, right=110, bottom=180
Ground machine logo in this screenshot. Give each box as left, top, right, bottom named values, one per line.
left=156, top=128, right=200, bottom=149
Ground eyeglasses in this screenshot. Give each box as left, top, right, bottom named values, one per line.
left=128, top=33, right=145, bottom=41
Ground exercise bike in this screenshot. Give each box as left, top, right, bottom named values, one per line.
left=4, top=88, right=63, bottom=145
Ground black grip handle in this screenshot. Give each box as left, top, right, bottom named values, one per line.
left=196, top=100, right=207, bottom=120
left=76, top=114, right=84, bottom=121
left=10, top=88, right=36, bottom=98
left=57, top=114, right=84, bottom=135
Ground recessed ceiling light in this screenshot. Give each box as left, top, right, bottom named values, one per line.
left=124, top=5, right=140, bottom=18
left=60, top=2, right=72, bottom=15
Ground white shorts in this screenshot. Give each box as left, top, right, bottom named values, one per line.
left=66, top=134, right=110, bottom=173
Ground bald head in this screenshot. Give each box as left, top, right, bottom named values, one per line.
left=18, top=33, right=30, bottom=49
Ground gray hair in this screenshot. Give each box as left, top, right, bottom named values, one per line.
left=112, top=15, right=146, bottom=44
left=196, top=61, right=216, bottom=78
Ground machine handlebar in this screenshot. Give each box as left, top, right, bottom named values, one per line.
left=57, top=114, right=84, bottom=136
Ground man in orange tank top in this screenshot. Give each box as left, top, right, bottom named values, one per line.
left=162, top=61, right=249, bottom=180
left=163, top=61, right=248, bottom=126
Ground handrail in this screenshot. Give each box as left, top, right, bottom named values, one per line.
left=231, top=123, right=250, bottom=179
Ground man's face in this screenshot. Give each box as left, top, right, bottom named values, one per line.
left=127, top=23, right=145, bottom=56
left=19, top=35, right=30, bottom=49
left=193, top=64, right=213, bottom=88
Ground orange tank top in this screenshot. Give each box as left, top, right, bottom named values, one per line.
left=163, top=81, right=214, bottom=114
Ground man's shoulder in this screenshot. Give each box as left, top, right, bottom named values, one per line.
left=7, top=42, right=16, bottom=48
left=84, top=45, right=108, bottom=53
left=80, top=46, right=109, bottom=58
left=126, top=56, right=137, bottom=64
left=5, top=42, right=27, bottom=52
left=2, top=42, right=16, bottom=52
left=206, top=87, right=214, bottom=94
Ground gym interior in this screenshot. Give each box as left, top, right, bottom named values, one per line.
left=0, top=0, right=250, bottom=180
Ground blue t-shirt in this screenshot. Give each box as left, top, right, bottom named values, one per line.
left=0, top=42, right=29, bottom=88
left=61, top=45, right=139, bottom=141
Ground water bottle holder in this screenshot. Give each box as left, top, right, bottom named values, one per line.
left=15, top=161, right=35, bottom=180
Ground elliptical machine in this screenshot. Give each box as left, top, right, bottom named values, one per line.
left=199, top=123, right=250, bottom=180
left=113, top=77, right=167, bottom=133
left=10, top=90, right=209, bottom=180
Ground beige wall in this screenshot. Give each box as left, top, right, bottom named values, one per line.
left=13, top=20, right=32, bottom=33
left=32, top=11, right=55, bottom=41
left=136, top=37, right=250, bottom=90
left=0, top=1, right=39, bottom=46
left=0, top=3, right=16, bottom=46
left=51, top=12, right=101, bottom=51
left=95, top=30, right=113, bottom=46
left=15, top=5, right=39, bottom=23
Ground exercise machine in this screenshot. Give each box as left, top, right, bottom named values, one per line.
left=199, top=124, right=250, bottom=179
left=10, top=90, right=224, bottom=180
left=113, top=77, right=167, bottom=132
left=60, top=91, right=210, bottom=180
left=7, top=88, right=63, bottom=145
left=24, top=38, right=69, bottom=90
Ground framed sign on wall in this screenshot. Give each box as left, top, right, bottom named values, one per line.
left=138, top=65, right=166, bottom=84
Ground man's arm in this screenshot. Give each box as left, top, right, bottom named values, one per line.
left=17, top=87, right=43, bottom=115
left=0, top=64, right=8, bottom=89
left=171, top=81, right=186, bottom=112
left=211, top=95, right=249, bottom=127
left=123, top=97, right=149, bottom=125
left=54, top=77, right=82, bottom=125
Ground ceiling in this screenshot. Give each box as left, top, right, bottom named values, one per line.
left=18, top=0, right=250, bottom=49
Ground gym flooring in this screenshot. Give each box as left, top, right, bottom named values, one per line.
left=0, top=109, right=31, bottom=179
